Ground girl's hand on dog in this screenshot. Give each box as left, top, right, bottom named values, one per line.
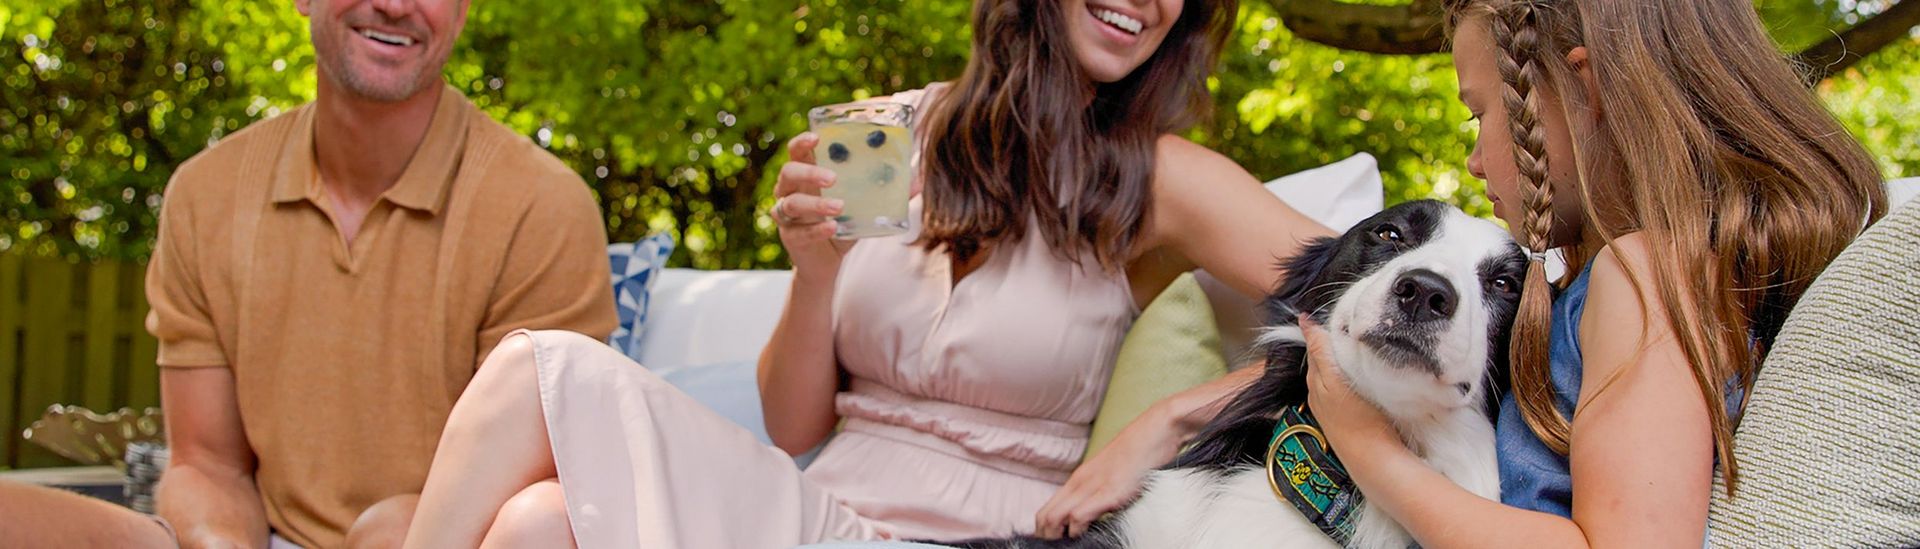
left=774, top=133, right=856, bottom=282
left=1034, top=404, right=1182, bottom=539
left=1299, top=316, right=1400, bottom=455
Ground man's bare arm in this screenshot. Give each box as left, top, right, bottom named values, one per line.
left=155, top=367, right=269, bottom=549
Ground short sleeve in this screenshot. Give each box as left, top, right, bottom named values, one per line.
left=475, top=177, right=618, bottom=363
left=145, top=179, right=229, bottom=368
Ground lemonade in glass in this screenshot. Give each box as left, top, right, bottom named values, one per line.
left=808, top=101, right=915, bottom=239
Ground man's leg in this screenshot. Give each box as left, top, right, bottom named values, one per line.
left=0, top=479, right=174, bottom=548
left=346, top=493, right=418, bottom=549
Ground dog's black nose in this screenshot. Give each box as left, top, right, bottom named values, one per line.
left=1393, top=269, right=1457, bottom=322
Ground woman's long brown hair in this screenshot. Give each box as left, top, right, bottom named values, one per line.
left=918, top=0, right=1237, bottom=269
left=1446, top=0, right=1886, bottom=492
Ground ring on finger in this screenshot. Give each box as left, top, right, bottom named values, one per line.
left=773, top=198, right=800, bottom=225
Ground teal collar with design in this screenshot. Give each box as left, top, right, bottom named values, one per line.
left=1265, top=404, right=1364, bottom=544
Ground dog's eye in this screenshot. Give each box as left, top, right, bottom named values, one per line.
left=1491, top=276, right=1520, bottom=294
left=1374, top=225, right=1404, bottom=243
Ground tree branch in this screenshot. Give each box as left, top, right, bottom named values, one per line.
left=1273, top=0, right=1447, bottom=56
left=1271, top=0, right=1920, bottom=84
left=1796, top=0, right=1920, bottom=81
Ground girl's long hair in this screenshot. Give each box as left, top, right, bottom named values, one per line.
left=1445, top=0, right=1886, bottom=492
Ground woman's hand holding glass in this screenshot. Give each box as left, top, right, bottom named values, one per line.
left=774, top=133, right=855, bottom=281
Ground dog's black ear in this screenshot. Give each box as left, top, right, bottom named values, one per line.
left=1483, top=311, right=1517, bottom=415
left=1261, top=236, right=1340, bottom=324
left=1167, top=348, right=1306, bottom=469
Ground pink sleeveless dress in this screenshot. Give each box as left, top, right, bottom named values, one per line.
left=519, top=87, right=1138, bottom=546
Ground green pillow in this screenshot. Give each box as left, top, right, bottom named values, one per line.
left=1084, top=273, right=1229, bottom=461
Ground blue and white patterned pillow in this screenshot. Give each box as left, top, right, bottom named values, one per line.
left=607, top=232, right=676, bottom=359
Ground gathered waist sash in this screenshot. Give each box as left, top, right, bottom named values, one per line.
left=835, top=378, right=1089, bottom=483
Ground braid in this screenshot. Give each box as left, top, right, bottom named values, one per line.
left=1495, top=8, right=1556, bottom=256
left=1491, top=1, right=1573, bottom=455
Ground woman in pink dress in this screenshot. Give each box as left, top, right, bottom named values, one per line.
left=403, top=0, right=1333, bottom=546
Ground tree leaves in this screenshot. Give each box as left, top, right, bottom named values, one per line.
left=1, top=0, right=1912, bottom=266
left=1, top=0, right=256, bottom=259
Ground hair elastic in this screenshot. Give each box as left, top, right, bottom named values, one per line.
left=1526, top=250, right=1550, bottom=263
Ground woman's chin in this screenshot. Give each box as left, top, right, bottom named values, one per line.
left=1075, top=53, right=1140, bottom=84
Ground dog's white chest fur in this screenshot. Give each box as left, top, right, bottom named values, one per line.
left=1110, top=409, right=1499, bottom=549
left=1114, top=467, right=1340, bottom=549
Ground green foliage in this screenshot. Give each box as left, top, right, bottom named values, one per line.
left=451, top=0, right=972, bottom=268
left=1209, top=3, right=1488, bottom=217
left=2, top=0, right=1915, bottom=267
left=0, top=0, right=262, bottom=259
left=1822, top=33, right=1920, bottom=177
left=1760, top=0, right=1920, bottom=177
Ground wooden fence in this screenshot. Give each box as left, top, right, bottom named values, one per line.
left=0, top=254, right=160, bottom=470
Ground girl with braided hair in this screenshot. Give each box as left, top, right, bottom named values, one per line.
left=1295, top=0, right=1886, bottom=546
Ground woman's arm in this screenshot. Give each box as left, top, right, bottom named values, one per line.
left=757, top=133, right=855, bottom=455
left=758, top=271, right=844, bottom=455
left=1303, top=235, right=1716, bottom=549
left=1136, top=134, right=1342, bottom=436
left=1034, top=362, right=1266, bottom=538
left=1133, top=135, right=1336, bottom=298
left=760, top=88, right=936, bottom=455
left=1036, top=135, right=1336, bottom=538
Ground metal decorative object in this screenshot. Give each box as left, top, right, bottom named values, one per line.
left=21, top=404, right=166, bottom=468
left=125, top=441, right=170, bottom=514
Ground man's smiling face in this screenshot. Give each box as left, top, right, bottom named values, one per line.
left=299, top=0, right=468, bottom=102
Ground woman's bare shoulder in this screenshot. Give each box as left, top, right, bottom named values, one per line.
left=1149, top=135, right=1265, bottom=205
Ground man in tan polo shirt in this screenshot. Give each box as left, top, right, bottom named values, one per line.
left=0, top=0, right=615, bottom=547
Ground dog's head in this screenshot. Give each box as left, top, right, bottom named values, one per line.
left=1264, top=200, right=1526, bottom=416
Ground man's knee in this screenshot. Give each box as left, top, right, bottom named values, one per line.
left=346, top=493, right=419, bottom=549
left=484, top=481, right=573, bottom=548
left=0, top=480, right=173, bottom=549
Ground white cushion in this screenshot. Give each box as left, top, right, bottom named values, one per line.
left=1263, top=152, right=1386, bottom=233
left=632, top=269, right=793, bottom=372
left=1890, top=177, right=1919, bottom=209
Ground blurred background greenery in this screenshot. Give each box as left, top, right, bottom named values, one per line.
left=2, top=0, right=1916, bottom=269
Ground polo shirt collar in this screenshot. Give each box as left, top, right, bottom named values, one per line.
left=270, top=84, right=471, bottom=215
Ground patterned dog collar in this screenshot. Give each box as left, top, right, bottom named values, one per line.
left=1266, top=404, right=1364, bottom=544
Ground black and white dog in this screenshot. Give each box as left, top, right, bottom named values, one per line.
left=949, top=200, right=1528, bottom=549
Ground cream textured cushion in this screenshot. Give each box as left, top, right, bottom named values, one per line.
left=1707, top=199, right=1920, bottom=547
